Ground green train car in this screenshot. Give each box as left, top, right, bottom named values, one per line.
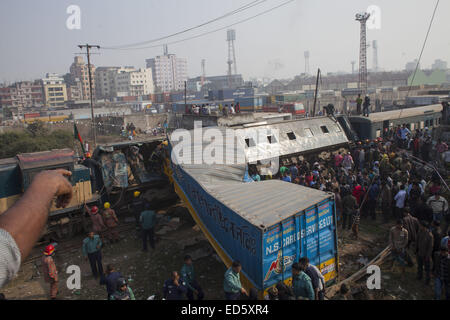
left=0, top=149, right=99, bottom=240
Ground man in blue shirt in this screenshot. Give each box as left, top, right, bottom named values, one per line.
left=82, top=231, right=104, bottom=280
left=140, top=202, right=156, bottom=252
left=100, top=264, right=122, bottom=300
left=180, top=255, right=204, bottom=300
left=368, top=180, right=380, bottom=220
left=163, top=271, right=187, bottom=300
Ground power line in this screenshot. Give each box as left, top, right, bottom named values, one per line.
left=103, top=0, right=296, bottom=51
left=398, top=0, right=439, bottom=119
left=103, top=0, right=269, bottom=49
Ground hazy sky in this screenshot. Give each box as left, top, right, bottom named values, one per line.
left=0, top=0, right=449, bottom=83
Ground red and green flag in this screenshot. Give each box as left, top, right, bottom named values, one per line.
left=74, top=123, right=86, bottom=154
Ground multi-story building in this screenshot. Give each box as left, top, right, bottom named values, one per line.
left=431, top=59, right=448, bottom=70
left=0, top=81, right=44, bottom=108
left=69, top=56, right=96, bottom=100
left=41, top=73, right=67, bottom=107
left=146, top=53, right=187, bottom=92
left=115, top=68, right=154, bottom=97
left=95, top=66, right=121, bottom=100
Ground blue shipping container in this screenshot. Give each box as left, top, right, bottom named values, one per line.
left=168, top=157, right=338, bottom=294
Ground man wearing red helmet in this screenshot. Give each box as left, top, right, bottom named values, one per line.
left=41, top=244, right=58, bottom=299
left=85, top=204, right=106, bottom=238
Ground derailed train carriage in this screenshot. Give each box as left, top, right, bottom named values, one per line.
left=338, top=103, right=444, bottom=141
left=0, top=139, right=171, bottom=241
left=165, top=116, right=349, bottom=297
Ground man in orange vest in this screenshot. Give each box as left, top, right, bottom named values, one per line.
left=41, top=244, right=58, bottom=299
left=102, top=202, right=119, bottom=243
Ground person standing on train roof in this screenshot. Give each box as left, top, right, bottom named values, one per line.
left=363, top=96, right=370, bottom=117
left=41, top=244, right=58, bottom=299
left=356, top=94, right=363, bottom=115
left=102, top=202, right=120, bottom=243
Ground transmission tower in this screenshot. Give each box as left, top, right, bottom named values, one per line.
left=304, top=51, right=310, bottom=75
left=227, top=29, right=237, bottom=87
left=355, top=12, right=370, bottom=95
left=372, top=40, right=379, bottom=72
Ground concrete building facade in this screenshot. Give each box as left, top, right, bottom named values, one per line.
left=146, top=54, right=187, bottom=93
left=0, top=81, right=44, bottom=108
left=69, top=56, right=96, bottom=101
left=41, top=73, right=67, bottom=107
left=95, top=67, right=154, bottom=99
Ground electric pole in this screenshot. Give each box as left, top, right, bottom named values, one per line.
left=78, top=44, right=100, bottom=147
left=312, top=68, right=321, bottom=117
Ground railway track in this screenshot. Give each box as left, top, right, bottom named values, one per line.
left=23, top=221, right=138, bottom=266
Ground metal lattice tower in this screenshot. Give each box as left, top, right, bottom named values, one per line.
left=227, top=29, right=237, bottom=86
left=372, top=40, right=378, bottom=72
left=304, top=51, right=310, bottom=75
left=355, top=12, right=370, bottom=95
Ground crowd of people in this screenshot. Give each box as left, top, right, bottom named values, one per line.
left=247, top=126, right=449, bottom=300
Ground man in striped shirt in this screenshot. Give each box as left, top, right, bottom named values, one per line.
left=0, top=170, right=73, bottom=289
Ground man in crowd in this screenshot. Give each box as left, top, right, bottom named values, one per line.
left=41, top=244, right=58, bottom=299
left=82, top=231, right=104, bottom=281
left=224, top=261, right=248, bottom=300
left=101, top=264, right=123, bottom=300
left=180, top=255, right=204, bottom=300
left=427, top=190, right=449, bottom=232
left=389, top=219, right=413, bottom=268
left=110, top=278, right=135, bottom=300
left=402, top=208, right=419, bottom=249
left=163, top=271, right=187, bottom=300
left=85, top=205, right=106, bottom=239
left=102, top=202, right=119, bottom=243
left=131, top=191, right=144, bottom=229
left=416, top=220, right=434, bottom=285
left=299, top=257, right=325, bottom=300
left=394, top=185, right=407, bottom=220
left=291, top=262, right=314, bottom=300
left=140, top=202, right=156, bottom=252
left=433, top=246, right=450, bottom=300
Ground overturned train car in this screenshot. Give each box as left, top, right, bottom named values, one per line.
left=166, top=117, right=348, bottom=297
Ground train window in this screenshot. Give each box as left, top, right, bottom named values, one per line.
left=304, top=128, right=313, bottom=137
left=320, top=126, right=329, bottom=134
left=286, top=132, right=296, bottom=140
left=267, top=135, right=277, bottom=144
left=245, top=138, right=256, bottom=147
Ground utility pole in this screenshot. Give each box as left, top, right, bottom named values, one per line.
left=184, top=81, right=187, bottom=114
left=78, top=44, right=100, bottom=147
left=312, top=68, right=321, bottom=117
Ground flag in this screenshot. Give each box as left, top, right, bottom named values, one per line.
left=74, top=123, right=86, bottom=154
